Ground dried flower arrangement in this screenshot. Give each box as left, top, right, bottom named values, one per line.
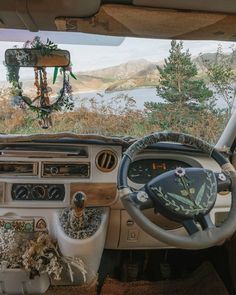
left=5, top=36, right=76, bottom=129
left=0, top=228, right=86, bottom=282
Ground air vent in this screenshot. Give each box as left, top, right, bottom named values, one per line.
left=96, top=150, right=118, bottom=172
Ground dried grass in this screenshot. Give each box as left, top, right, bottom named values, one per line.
left=0, top=93, right=228, bottom=144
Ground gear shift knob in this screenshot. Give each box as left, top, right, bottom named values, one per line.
left=72, top=192, right=87, bottom=218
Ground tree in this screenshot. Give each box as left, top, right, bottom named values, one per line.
left=156, top=40, right=213, bottom=107
left=200, top=44, right=236, bottom=116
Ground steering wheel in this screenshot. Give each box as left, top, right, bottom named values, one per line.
left=117, top=132, right=236, bottom=249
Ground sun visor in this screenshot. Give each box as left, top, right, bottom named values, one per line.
left=55, top=4, right=236, bottom=41
left=0, top=0, right=101, bottom=32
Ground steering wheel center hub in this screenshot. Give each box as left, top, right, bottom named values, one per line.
left=146, top=168, right=217, bottom=221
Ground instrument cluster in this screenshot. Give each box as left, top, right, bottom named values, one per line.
left=128, top=159, right=190, bottom=184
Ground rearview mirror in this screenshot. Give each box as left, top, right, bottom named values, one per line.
left=5, top=48, right=70, bottom=67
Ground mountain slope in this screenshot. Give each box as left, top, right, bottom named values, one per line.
left=79, top=59, right=159, bottom=92
left=194, top=52, right=236, bottom=70
left=83, top=59, right=154, bottom=80
left=3, top=53, right=234, bottom=93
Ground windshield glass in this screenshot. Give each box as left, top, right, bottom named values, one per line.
left=0, top=34, right=235, bottom=144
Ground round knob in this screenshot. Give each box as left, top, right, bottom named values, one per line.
left=13, top=185, right=30, bottom=200
left=48, top=185, right=64, bottom=200
left=50, top=166, right=59, bottom=175
left=32, top=185, right=46, bottom=200
left=72, top=192, right=87, bottom=218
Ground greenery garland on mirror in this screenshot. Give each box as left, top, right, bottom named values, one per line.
left=5, top=37, right=76, bottom=129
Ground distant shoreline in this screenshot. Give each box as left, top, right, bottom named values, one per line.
left=104, top=85, right=155, bottom=94
left=74, top=89, right=106, bottom=95
left=73, top=85, right=156, bottom=95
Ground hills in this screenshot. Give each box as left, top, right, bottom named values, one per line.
left=1, top=52, right=235, bottom=93
left=71, top=59, right=160, bottom=92
left=72, top=52, right=236, bottom=92
left=194, top=52, right=236, bottom=70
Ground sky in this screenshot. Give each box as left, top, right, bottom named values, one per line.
left=0, top=30, right=235, bottom=81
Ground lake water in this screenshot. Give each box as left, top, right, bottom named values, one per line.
left=73, top=87, right=229, bottom=110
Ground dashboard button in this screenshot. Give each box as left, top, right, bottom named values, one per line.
left=126, top=220, right=134, bottom=226
left=127, top=229, right=139, bottom=241
left=50, top=166, right=59, bottom=175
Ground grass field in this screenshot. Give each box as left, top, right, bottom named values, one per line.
left=0, top=93, right=229, bottom=145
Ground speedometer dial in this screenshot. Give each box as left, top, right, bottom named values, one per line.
left=128, top=159, right=190, bottom=184
left=128, top=162, right=153, bottom=183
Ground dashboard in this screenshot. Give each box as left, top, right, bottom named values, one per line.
left=0, top=142, right=120, bottom=209
left=0, top=135, right=232, bottom=250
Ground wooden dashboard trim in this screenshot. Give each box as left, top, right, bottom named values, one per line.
left=70, top=182, right=117, bottom=206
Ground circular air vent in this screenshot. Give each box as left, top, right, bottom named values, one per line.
left=96, top=150, right=118, bottom=172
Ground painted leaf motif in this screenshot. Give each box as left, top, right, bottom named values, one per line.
left=181, top=190, right=188, bottom=196
left=195, top=183, right=206, bottom=206
left=190, top=188, right=195, bottom=194
left=167, top=192, right=195, bottom=206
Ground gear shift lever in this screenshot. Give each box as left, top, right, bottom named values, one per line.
left=70, top=192, right=87, bottom=230
left=73, top=192, right=87, bottom=218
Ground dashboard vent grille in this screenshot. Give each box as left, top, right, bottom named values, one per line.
left=96, top=150, right=118, bottom=172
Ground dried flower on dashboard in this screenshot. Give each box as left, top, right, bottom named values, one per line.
left=0, top=229, right=86, bottom=282
left=22, top=232, right=63, bottom=280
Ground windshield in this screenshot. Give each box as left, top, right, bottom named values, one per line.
left=0, top=33, right=235, bottom=144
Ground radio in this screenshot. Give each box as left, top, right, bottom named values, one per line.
left=42, top=162, right=90, bottom=178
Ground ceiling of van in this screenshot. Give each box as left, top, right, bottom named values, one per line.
left=0, top=0, right=235, bottom=41
left=55, top=4, right=236, bottom=41
left=132, top=0, right=236, bottom=14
